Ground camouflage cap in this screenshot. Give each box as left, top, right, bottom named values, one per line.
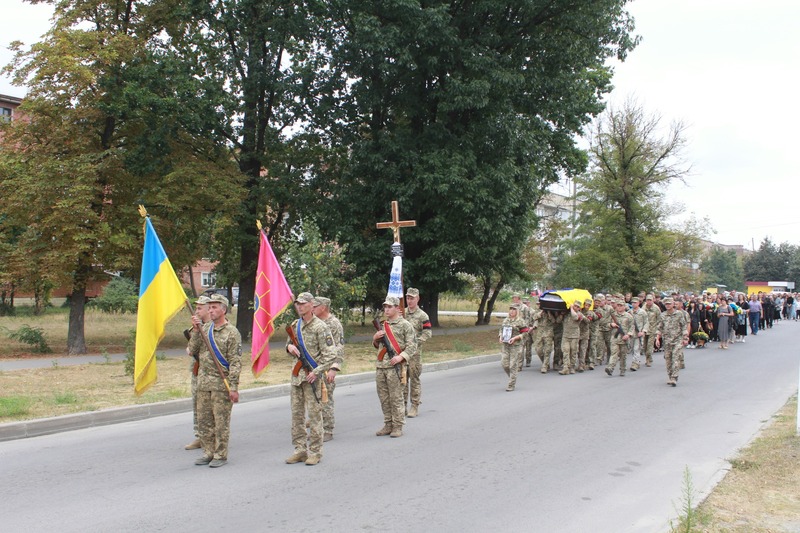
left=295, top=292, right=314, bottom=304
left=573, top=300, right=583, bottom=307
left=594, top=293, right=605, bottom=300
left=312, top=296, right=331, bottom=308
left=383, top=296, right=400, bottom=307
left=630, top=297, right=640, bottom=303
left=512, top=293, right=522, bottom=298
left=509, top=303, right=520, bottom=310
left=663, top=297, right=674, bottom=304
left=195, top=295, right=212, bottom=305
left=645, top=294, right=654, bottom=300
left=406, top=287, right=420, bottom=297
left=208, top=293, right=229, bottom=308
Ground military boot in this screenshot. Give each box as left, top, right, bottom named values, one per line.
left=407, top=404, right=419, bottom=418
left=285, top=451, right=308, bottom=464
left=194, top=455, right=212, bottom=466
left=390, top=428, right=403, bottom=438
left=375, top=425, right=393, bottom=436
left=184, top=438, right=201, bottom=450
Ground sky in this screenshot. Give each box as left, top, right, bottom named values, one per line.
left=2, top=0, right=799, bottom=249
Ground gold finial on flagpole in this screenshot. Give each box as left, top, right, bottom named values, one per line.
left=256, top=219, right=263, bottom=231
left=138, top=205, right=148, bottom=218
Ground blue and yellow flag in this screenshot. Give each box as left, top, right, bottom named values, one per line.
left=134, top=215, right=187, bottom=395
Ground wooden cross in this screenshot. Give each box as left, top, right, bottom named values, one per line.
left=376, top=200, right=416, bottom=243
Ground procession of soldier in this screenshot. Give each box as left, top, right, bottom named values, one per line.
left=178, top=201, right=792, bottom=469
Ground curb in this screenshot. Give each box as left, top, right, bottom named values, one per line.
left=0, top=353, right=501, bottom=442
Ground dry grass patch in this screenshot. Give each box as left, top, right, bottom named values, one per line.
left=687, top=396, right=800, bottom=532
left=0, top=325, right=500, bottom=423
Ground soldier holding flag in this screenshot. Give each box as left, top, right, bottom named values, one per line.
left=285, top=292, right=337, bottom=466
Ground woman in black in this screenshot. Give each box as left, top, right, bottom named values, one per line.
left=735, top=293, right=749, bottom=342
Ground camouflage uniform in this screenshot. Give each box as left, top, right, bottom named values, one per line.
left=499, top=310, right=529, bottom=390
left=560, top=306, right=584, bottom=374
left=404, top=302, right=432, bottom=412
left=579, top=305, right=595, bottom=370
left=188, top=319, right=242, bottom=462
left=552, top=315, right=564, bottom=369
left=629, top=304, right=649, bottom=370
left=375, top=313, right=417, bottom=434
left=286, top=314, right=337, bottom=461
left=606, top=306, right=634, bottom=376
left=643, top=300, right=662, bottom=366
left=535, top=311, right=557, bottom=373
left=321, top=312, right=345, bottom=437
left=661, top=301, right=688, bottom=385
left=519, top=301, right=533, bottom=368
left=596, top=302, right=614, bottom=365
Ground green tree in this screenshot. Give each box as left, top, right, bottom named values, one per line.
left=553, top=99, right=701, bottom=293
left=173, top=0, right=346, bottom=342
left=1, top=0, right=242, bottom=353
left=700, top=248, right=744, bottom=292
left=318, top=0, right=638, bottom=323
left=743, top=238, right=795, bottom=282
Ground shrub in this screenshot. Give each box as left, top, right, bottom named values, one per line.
left=91, top=277, right=139, bottom=314
left=8, top=324, right=51, bottom=353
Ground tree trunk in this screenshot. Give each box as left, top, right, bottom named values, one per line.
left=476, top=276, right=491, bottom=325
left=67, top=259, right=90, bottom=354
left=421, top=291, right=440, bottom=328
left=187, top=264, right=197, bottom=297
left=484, top=278, right=505, bottom=324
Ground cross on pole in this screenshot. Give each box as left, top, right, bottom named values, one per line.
left=376, top=200, right=416, bottom=244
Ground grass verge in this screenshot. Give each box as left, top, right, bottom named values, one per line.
left=674, top=395, right=800, bottom=532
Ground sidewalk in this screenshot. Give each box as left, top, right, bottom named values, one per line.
left=0, top=322, right=499, bottom=371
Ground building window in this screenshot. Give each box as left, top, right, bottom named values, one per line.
left=0, top=107, right=11, bottom=122
left=201, top=272, right=216, bottom=287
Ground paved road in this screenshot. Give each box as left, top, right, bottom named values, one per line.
left=1, top=321, right=797, bottom=532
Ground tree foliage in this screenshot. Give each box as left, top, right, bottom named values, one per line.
left=552, top=99, right=701, bottom=293
left=743, top=238, right=797, bottom=283
left=317, top=0, right=638, bottom=319
left=0, top=0, right=242, bottom=352
left=700, top=248, right=744, bottom=291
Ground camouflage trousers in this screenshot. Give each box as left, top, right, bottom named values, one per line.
left=501, top=343, right=522, bottom=387
left=536, top=335, right=554, bottom=371
left=191, top=373, right=198, bottom=438
left=595, top=330, right=612, bottom=364
left=643, top=334, right=656, bottom=364
left=322, top=379, right=336, bottom=434
left=403, top=353, right=422, bottom=408
left=376, top=366, right=405, bottom=430
left=553, top=332, right=563, bottom=368
left=197, top=390, right=233, bottom=460
left=630, top=334, right=644, bottom=365
left=292, top=381, right=324, bottom=458
left=664, top=343, right=682, bottom=381
left=607, top=342, right=629, bottom=375
left=523, top=333, right=534, bottom=365
left=560, top=337, right=579, bottom=372
left=579, top=337, right=591, bottom=368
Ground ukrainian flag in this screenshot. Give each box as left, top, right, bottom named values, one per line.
left=134, top=216, right=187, bottom=395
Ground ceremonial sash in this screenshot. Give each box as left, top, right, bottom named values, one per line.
left=378, top=320, right=403, bottom=361
left=295, top=319, right=318, bottom=371
left=208, top=326, right=229, bottom=369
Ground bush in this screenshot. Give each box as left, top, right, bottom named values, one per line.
left=91, top=277, right=139, bottom=314
left=8, top=324, right=51, bottom=353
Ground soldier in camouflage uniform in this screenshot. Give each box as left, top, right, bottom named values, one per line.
left=372, top=296, right=417, bottom=438
left=675, top=299, right=691, bottom=370
left=595, top=294, right=614, bottom=366
left=643, top=294, right=662, bottom=367
left=185, top=295, right=211, bottom=451
left=499, top=303, right=529, bottom=391
left=560, top=300, right=585, bottom=375
left=511, top=294, right=531, bottom=371
left=285, top=292, right=337, bottom=466
left=522, top=297, right=535, bottom=368
left=404, top=288, right=432, bottom=418
left=605, top=299, right=634, bottom=377
left=629, top=297, right=649, bottom=371
left=188, top=294, right=242, bottom=468
left=535, top=309, right=557, bottom=373
left=579, top=299, right=595, bottom=371
left=658, top=297, right=689, bottom=386
left=312, top=296, right=345, bottom=442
